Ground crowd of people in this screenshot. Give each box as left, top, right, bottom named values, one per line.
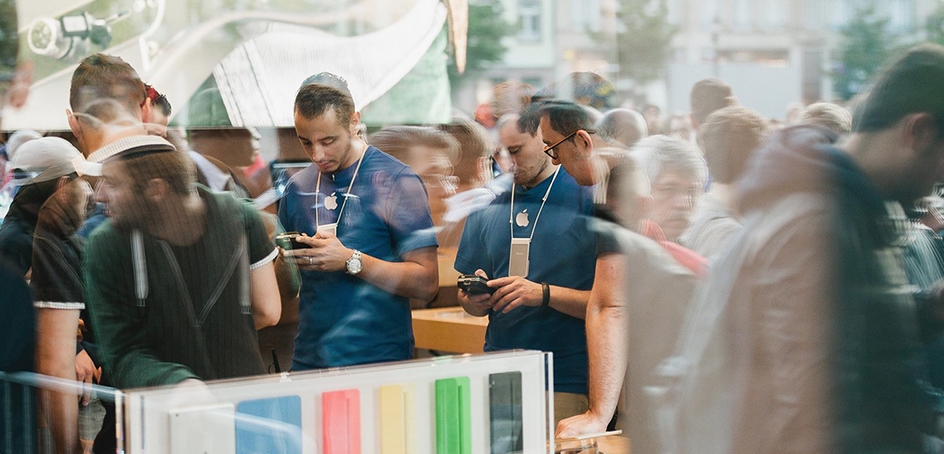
left=6, top=1, right=944, bottom=451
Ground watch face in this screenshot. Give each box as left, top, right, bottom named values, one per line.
left=346, top=253, right=362, bottom=274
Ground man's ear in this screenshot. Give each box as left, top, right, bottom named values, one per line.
left=576, top=130, right=594, bottom=156
left=67, top=109, right=83, bottom=142
left=349, top=111, right=361, bottom=135
left=903, top=113, right=940, bottom=155
left=141, top=97, right=152, bottom=123
left=144, top=178, right=169, bottom=203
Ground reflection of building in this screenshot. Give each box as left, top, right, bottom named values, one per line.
left=665, top=0, right=935, bottom=119
left=462, top=0, right=937, bottom=120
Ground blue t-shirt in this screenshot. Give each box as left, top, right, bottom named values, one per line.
left=278, top=146, right=438, bottom=369
left=454, top=167, right=596, bottom=394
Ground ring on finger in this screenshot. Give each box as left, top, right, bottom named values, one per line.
left=307, top=256, right=313, bottom=265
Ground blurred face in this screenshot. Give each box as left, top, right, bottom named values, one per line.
left=649, top=169, right=703, bottom=241
left=410, top=145, right=456, bottom=200
left=294, top=107, right=358, bottom=175
left=499, top=121, right=549, bottom=187
left=539, top=116, right=595, bottom=186
left=97, top=160, right=148, bottom=229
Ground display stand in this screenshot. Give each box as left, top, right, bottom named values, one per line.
left=120, top=350, right=553, bottom=453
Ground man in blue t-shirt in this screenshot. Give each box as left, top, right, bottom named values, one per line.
left=279, top=80, right=439, bottom=369
left=455, top=111, right=597, bottom=426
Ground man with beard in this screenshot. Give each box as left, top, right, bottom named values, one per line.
left=85, top=146, right=281, bottom=389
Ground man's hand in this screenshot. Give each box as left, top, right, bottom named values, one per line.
left=487, top=276, right=542, bottom=314
left=75, top=350, right=99, bottom=406
left=555, top=411, right=609, bottom=439
left=457, top=269, right=493, bottom=316
left=280, top=232, right=352, bottom=273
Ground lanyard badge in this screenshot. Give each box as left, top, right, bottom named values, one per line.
left=509, top=238, right=531, bottom=277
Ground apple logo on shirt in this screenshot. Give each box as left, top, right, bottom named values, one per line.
left=325, top=192, right=339, bottom=210
left=516, top=209, right=529, bottom=227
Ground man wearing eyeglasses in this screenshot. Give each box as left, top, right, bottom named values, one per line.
left=454, top=110, right=599, bottom=431
left=538, top=101, right=702, bottom=452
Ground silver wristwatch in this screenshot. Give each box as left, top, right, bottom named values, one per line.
left=345, top=250, right=363, bottom=275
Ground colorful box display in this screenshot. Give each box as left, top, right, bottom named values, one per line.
left=121, top=351, right=550, bottom=453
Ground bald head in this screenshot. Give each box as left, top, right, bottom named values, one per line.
left=596, top=108, right=648, bottom=148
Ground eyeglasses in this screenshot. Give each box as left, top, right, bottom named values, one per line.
left=542, top=129, right=595, bottom=159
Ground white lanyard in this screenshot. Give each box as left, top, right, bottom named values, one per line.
left=315, top=145, right=368, bottom=230
left=508, top=166, right=560, bottom=241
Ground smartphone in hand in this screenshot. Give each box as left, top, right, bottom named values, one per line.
left=458, top=274, right=495, bottom=295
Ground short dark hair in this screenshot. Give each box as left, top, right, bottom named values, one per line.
left=855, top=43, right=944, bottom=133
left=70, top=53, right=146, bottom=119
left=690, top=78, right=734, bottom=125
left=700, top=106, right=769, bottom=184
left=294, top=83, right=355, bottom=127
left=539, top=100, right=596, bottom=138
left=146, top=84, right=172, bottom=116
left=517, top=102, right=543, bottom=135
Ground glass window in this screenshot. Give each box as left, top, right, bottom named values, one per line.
left=518, top=0, right=542, bottom=42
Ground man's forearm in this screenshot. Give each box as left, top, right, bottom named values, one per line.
left=548, top=286, right=591, bottom=319
left=586, top=304, right=629, bottom=419
left=359, top=247, right=439, bottom=302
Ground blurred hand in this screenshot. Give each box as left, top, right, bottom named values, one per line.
left=555, top=411, right=608, bottom=439
left=74, top=350, right=97, bottom=406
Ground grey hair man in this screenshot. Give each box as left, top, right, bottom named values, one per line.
left=632, top=135, right=708, bottom=243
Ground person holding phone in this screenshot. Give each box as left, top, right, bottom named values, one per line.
left=454, top=109, right=598, bottom=426
left=278, top=75, right=439, bottom=370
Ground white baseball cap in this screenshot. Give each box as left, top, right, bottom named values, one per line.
left=10, top=137, right=83, bottom=184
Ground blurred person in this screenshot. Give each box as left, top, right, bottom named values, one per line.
left=681, top=106, right=770, bottom=259
left=666, top=113, right=694, bottom=141
left=534, top=100, right=698, bottom=446
left=0, top=3, right=39, bottom=453
left=689, top=77, right=736, bottom=134
left=0, top=132, right=43, bottom=227
left=0, top=4, right=39, bottom=453
left=368, top=125, right=459, bottom=227
left=0, top=137, right=83, bottom=276
left=532, top=72, right=618, bottom=110
left=490, top=80, right=535, bottom=119
left=595, top=108, right=648, bottom=149
left=68, top=53, right=269, bottom=453
left=644, top=104, right=664, bottom=135
left=187, top=128, right=258, bottom=198
left=785, top=100, right=806, bottom=125
left=143, top=84, right=172, bottom=137
left=633, top=135, right=708, bottom=244
left=279, top=82, right=438, bottom=369
left=436, top=117, right=508, bottom=248
left=557, top=157, right=699, bottom=452
left=86, top=146, right=280, bottom=389
left=368, top=125, right=460, bottom=311
left=664, top=43, right=944, bottom=454
left=456, top=111, right=598, bottom=429
left=801, top=101, right=853, bottom=135
left=29, top=158, right=98, bottom=454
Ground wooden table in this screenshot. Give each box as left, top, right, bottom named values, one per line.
left=411, top=307, right=487, bottom=354
left=597, top=436, right=630, bottom=454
